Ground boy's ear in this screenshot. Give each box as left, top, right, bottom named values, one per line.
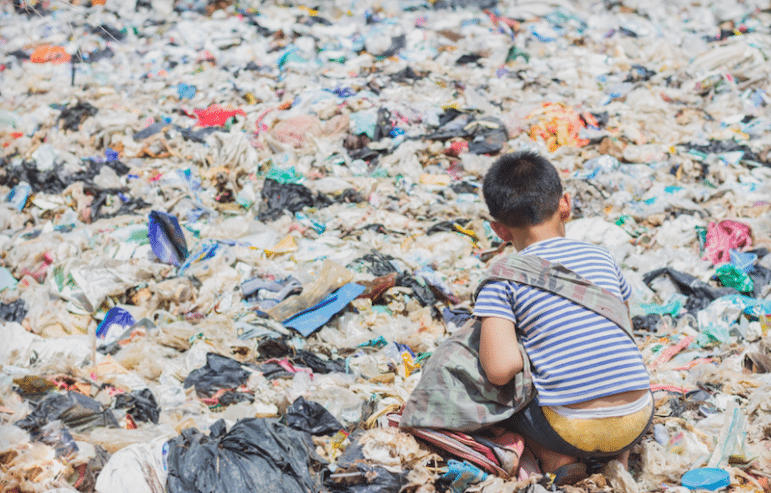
left=490, top=221, right=513, bottom=242
left=559, top=193, right=571, bottom=222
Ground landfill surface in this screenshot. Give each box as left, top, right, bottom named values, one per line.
left=1, top=0, right=771, bottom=491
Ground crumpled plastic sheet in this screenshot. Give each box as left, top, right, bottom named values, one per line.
left=2, top=0, right=771, bottom=491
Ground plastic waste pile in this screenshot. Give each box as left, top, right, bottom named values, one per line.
left=1, top=0, right=771, bottom=491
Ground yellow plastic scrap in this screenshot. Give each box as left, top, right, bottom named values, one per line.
left=297, top=5, right=318, bottom=15
left=402, top=352, right=420, bottom=377
left=453, top=224, right=478, bottom=244
left=419, top=173, right=451, bottom=186
left=527, top=102, right=590, bottom=152
left=265, top=235, right=298, bottom=256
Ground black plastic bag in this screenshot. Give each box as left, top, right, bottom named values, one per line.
left=632, top=314, right=662, bottom=332
left=373, top=107, right=393, bottom=141
left=59, top=101, right=98, bottom=131
left=294, top=350, right=346, bottom=374
left=325, top=432, right=408, bottom=493
left=456, top=53, right=483, bottom=65
left=390, top=66, right=423, bottom=82
left=15, top=392, right=118, bottom=433
left=258, top=178, right=315, bottom=222
left=285, top=396, right=342, bottom=436
left=165, top=418, right=325, bottom=493
left=466, top=117, right=508, bottom=155
left=70, top=445, right=111, bottom=492
left=425, top=112, right=507, bottom=155
left=442, top=307, right=473, bottom=327
left=350, top=251, right=437, bottom=306
left=350, top=251, right=399, bottom=277
left=0, top=158, right=130, bottom=194
left=643, top=267, right=738, bottom=315
left=397, top=273, right=437, bottom=307
left=114, top=389, right=160, bottom=424
left=433, top=0, right=497, bottom=8
left=183, top=353, right=252, bottom=397
left=0, top=299, right=27, bottom=323
left=749, top=265, right=771, bottom=298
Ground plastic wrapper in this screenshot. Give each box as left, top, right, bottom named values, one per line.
left=95, top=436, right=170, bottom=493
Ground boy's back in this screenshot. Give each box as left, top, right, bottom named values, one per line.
left=473, top=237, right=650, bottom=406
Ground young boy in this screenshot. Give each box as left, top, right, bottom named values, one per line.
left=473, top=151, right=652, bottom=484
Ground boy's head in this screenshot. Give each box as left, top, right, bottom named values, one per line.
left=483, top=151, right=564, bottom=228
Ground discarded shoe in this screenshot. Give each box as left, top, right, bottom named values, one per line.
left=552, top=462, right=588, bottom=486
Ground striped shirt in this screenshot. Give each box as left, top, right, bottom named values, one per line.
left=472, top=237, right=650, bottom=406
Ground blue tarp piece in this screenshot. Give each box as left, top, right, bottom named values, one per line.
left=282, top=283, right=365, bottom=337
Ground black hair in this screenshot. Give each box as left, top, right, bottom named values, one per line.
left=482, top=150, right=563, bottom=227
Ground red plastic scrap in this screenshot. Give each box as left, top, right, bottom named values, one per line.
left=483, top=9, right=520, bottom=29
left=193, top=104, right=246, bottom=127
left=649, top=335, right=695, bottom=369
left=446, top=141, right=469, bottom=157
left=702, top=219, right=752, bottom=265
left=263, top=358, right=314, bottom=378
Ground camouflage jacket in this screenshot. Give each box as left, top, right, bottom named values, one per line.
left=399, top=253, right=633, bottom=432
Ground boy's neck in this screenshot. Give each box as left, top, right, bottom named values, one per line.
left=506, top=215, right=566, bottom=251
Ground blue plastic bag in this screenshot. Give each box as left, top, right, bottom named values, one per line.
left=96, top=307, right=136, bottom=339
left=148, top=211, right=188, bottom=266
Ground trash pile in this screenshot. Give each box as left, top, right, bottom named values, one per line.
left=2, top=0, right=771, bottom=491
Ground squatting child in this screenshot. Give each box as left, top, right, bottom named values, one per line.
left=473, top=151, right=653, bottom=484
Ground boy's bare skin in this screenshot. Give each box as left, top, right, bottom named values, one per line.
left=479, top=192, right=641, bottom=474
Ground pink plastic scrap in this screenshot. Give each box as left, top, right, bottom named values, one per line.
left=702, top=220, right=752, bottom=265
left=193, top=104, right=246, bottom=127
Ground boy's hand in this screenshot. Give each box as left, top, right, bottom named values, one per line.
left=479, top=317, right=524, bottom=386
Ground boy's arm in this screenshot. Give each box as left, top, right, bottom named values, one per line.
left=479, top=316, right=524, bottom=386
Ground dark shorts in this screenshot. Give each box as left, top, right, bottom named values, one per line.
left=505, top=394, right=654, bottom=459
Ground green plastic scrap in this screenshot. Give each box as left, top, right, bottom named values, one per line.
left=111, top=224, right=150, bottom=244
left=370, top=167, right=389, bottom=178
left=543, top=9, right=587, bottom=32
left=716, top=264, right=754, bottom=293
left=505, top=46, right=530, bottom=63
left=639, top=299, right=683, bottom=318
left=615, top=215, right=647, bottom=238
left=349, top=111, right=378, bottom=139
left=414, top=352, right=432, bottom=365
left=0, top=267, right=17, bottom=291
left=685, top=149, right=707, bottom=161
left=359, top=335, right=388, bottom=349
left=695, top=226, right=708, bottom=255
left=696, top=325, right=732, bottom=346
left=265, top=166, right=304, bottom=184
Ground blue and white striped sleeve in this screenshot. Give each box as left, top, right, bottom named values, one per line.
left=472, top=281, right=516, bottom=323
left=616, top=264, right=632, bottom=302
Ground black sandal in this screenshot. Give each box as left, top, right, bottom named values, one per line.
left=552, top=462, right=588, bottom=486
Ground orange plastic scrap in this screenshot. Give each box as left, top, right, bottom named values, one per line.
left=527, top=102, right=589, bottom=152
left=29, top=44, right=71, bottom=64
